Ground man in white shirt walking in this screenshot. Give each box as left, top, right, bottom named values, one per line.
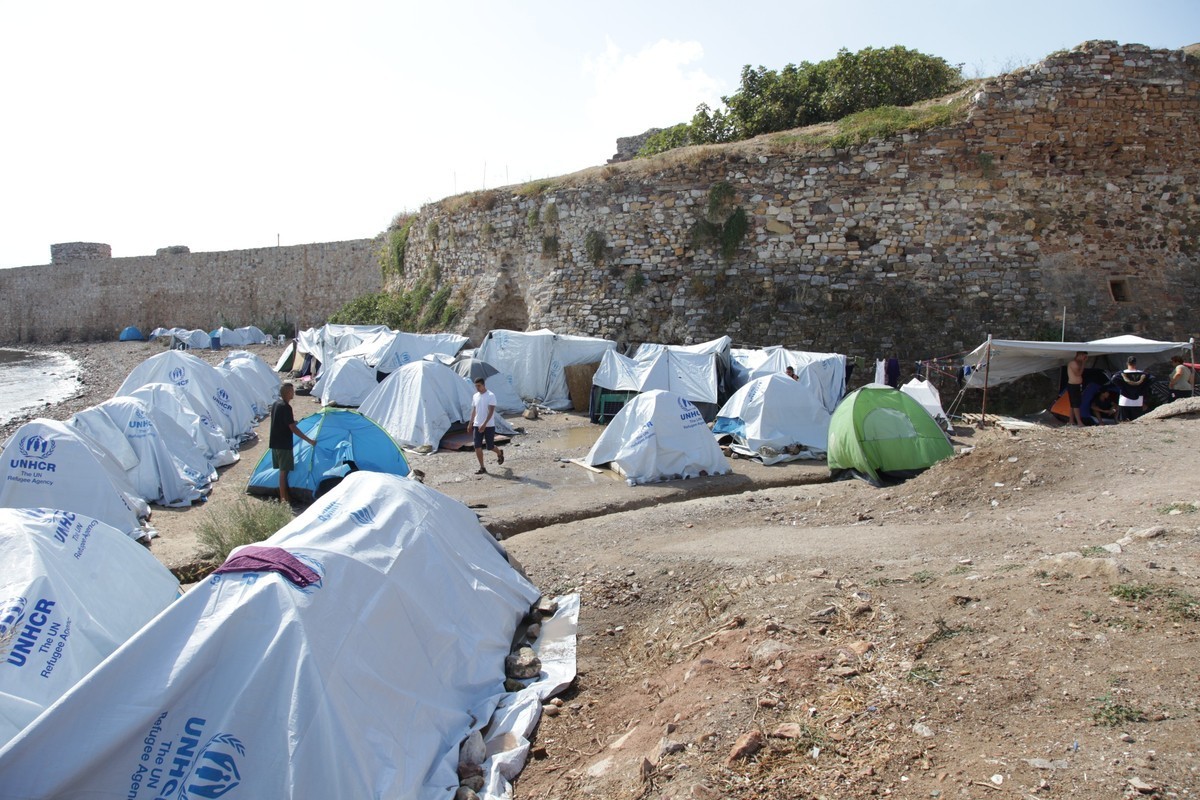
left=469, top=377, right=506, bottom=474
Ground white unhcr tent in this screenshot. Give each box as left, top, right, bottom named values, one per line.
left=0, top=508, right=179, bottom=748
left=219, top=351, right=281, bottom=413
left=296, top=324, right=391, bottom=374
left=314, top=356, right=380, bottom=407
left=359, top=361, right=516, bottom=451
left=123, top=382, right=239, bottom=468
left=0, top=473, right=541, bottom=800
left=712, top=373, right=832, bottom=462
left=70, top=397, right=214, bottom=507
left=477, top=329, right=616, bottom=410
left=213, top=326, right=272, bottom=346
left=593, top=349, right=720, bottom=406
left=0, top=420, right=153, bottom=541
left=340, top=331, right=469, bottom=375
left=730, top=346, right=847, bottom=413
left=149, top=327, right=212, bottom=350
left=116, top=351, right=256, bottom=442
left=582, top=390, right=731, bottom=484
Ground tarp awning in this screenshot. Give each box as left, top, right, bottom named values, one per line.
left=964, top=334, right=1192, bottom=388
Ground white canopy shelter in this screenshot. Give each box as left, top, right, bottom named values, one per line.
left=0, top=473, right=541, bottom=800
left=340, top=331, right=469, bottom=375
left=900, top=378, right=953, bottom=432
left=964, top=334, right=1193, bottom=389
left=0, top=508, right=179, bottom=749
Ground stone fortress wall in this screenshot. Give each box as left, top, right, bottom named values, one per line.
left=0, top=239, right=380, bottom=343
left=395, top=42, right=1200, bottom=363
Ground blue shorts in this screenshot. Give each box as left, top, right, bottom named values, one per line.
left=473, top=427, right=495, bottom=450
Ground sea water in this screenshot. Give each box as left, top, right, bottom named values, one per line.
left=0, top=349, right=81, bottom=426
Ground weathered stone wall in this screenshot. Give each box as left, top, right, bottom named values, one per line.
left=608, top=128, right=663, bottom=163
left=396, top=42, right=1200, bottom=365
left=0, top=239, right=380, bottom=343
left=51, top=242, right=111, bottom=264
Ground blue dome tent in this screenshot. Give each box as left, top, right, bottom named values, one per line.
left=247, top=407, right=410, bottom=502
left=118, top=326, right=146, bottom=341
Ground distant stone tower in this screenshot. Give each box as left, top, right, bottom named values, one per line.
left=50, top=242, right=112, bottom=263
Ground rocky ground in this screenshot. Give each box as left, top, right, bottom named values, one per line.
left=7, top=342, right=1199, bottom=799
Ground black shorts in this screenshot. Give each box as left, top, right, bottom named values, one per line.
left=1066, top=383, right=1082, bottom=409
left=473, top=427, right=496, bottom=450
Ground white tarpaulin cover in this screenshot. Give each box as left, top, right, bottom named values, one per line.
left=124, top=383, right=239, bottom=468
left=0, top=420, right=153, bottom=541
left=713, top=373, right=831, bottom=460
left=0, top=508, right=179, bottom=748
left=447, top=358, right=526, bottom=414
left=0, top=473, right=541, bottom=800
left=730, top=346, right=846, bottom=413
left=477, top=329, right=616, bottom=410
left=341, top=331, right=469, bottom=375
left=900, top=378, right=952, bottom=431
left=314, top=355, right=379, bottom=407
left=360, top=361, right=516, bottom=450
left=593, top=349, right=719, bottom=405
left=213, top=326, right=272, bottom=346
left=116, top=351, right=256, bottom=441
left=583, top=390, right=731, bottom=484
left=963, top=334, right=1192, bottom=388
left=70, top=398, right=213, bottom=507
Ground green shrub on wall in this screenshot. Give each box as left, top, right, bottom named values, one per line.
left=543, top=202, right=559, bottom=225
left=692, top=183, right=748, bottom=260
left=541, top=235, right=559, bottom=257
left=330, top=263, right=459, bottom=331
left=584, top=230, right=606, bottom=263
left=380, top=216, right=415, bottom=280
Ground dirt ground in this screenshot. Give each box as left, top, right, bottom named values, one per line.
left=7, top=342, right=1200, bottom=799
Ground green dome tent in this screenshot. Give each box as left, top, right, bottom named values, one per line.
left=827, top=385, right=953, bottom=486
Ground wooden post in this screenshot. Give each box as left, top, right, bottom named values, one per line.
left=980, top=335, right=993, bottom=427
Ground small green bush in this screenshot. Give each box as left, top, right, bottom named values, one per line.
left=541, top=235, right=559, bottom=257
left=426, top=220, right=440, bottom=240
left=543, top=202, right=559, bottom=225
left=584, top=230, right=606, bottom=262
left=527, top=206, right=540, bottom=227
left=380, top=216, right=415, bottom=280
left=330, top=263, right=460, bottom=331
left=197, top=499, right=294, bottom=563
left=626, top=269, right=645, bottom=295
left=720, top=207, right=749, bottom=258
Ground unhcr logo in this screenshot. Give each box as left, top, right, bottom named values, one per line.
left=18, top=434, right=55, bottom=459
left=169, top=367, right=188, bottom=386
left=350, top=505, right=376, bottom=526
left=213, top=389, right=233, bottom=413
left=180, top=733, right=245, bottom=800
left=677, top=398, right=703, bottom=423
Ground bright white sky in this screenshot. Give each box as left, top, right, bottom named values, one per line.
left=1, top=0, right=1195, bottom=268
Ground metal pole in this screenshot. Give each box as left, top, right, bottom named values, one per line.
left=1061, top=306, right=1066, bottom=341
left=980, top=334, right=993, bottom=426
left=1191, top=338, right=1196, bottom=397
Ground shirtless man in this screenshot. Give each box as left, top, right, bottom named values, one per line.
left=1066, top=351, right=1087, bottom=426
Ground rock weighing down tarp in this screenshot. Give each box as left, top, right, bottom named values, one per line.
left=583, top=390, right=731, bottom=484
left=0, top=420, right=153, bottom=541
left=477, top=329, right=616, bottom=410
left=0, top=508, right=179, bottom=748
left=713, top=372, right=832, bottom=461
left=0, top=473, right=541, bottom=800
